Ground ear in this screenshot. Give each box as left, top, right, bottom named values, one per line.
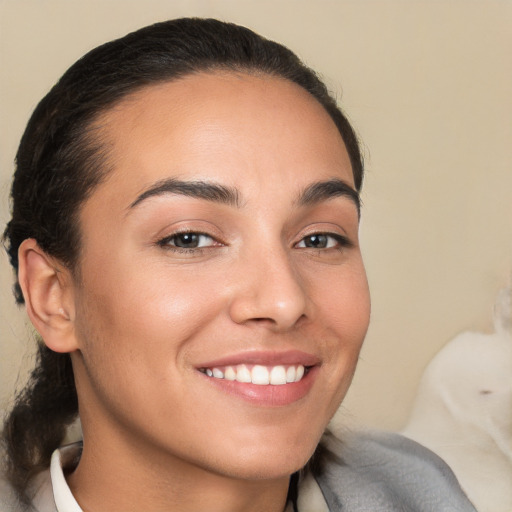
left=17, top=239, right=79, bottom=353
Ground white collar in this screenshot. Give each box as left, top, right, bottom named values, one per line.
left=50, top=444, right=83, bottom=512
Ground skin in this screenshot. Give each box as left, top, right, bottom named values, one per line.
left=20, top=72, right=370, bottom=512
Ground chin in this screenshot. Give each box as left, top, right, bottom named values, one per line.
left=214, top=433, right=321, bottom=481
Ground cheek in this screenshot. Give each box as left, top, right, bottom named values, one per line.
left=71, top=266, right=207, bottom=431
left=314, top=264, right=370, bottom=398
left=318, top=263, right=371, bottom=341
left=73, top=257, right=226, bottom=372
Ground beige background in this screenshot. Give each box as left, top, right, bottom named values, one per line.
left=1, top=0, right=511, bottom=431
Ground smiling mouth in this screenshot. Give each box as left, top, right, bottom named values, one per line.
left=198, top=364, right=310, bottom=385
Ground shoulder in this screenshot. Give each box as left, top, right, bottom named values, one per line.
left=0, top=468, right=56, bottom=512
left=0, top=474, right=24, bottom=512
left=0, top=470, right=52, bottom=512
left=0, top=443, right=82, bottom=512
left=313, top=430, right=477, bottom=511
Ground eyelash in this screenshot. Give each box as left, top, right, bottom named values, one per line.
left=156, top=230, right=351, bottom=254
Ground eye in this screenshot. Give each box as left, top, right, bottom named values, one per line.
left=158, top=232, right=217, bottom=249
left=295, top=233, right=347, bottom=249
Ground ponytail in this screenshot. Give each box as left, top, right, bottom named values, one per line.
left=1, top=343, right=78, bottom=502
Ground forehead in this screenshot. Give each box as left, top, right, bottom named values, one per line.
left=91, top=71, right=354, bottom=202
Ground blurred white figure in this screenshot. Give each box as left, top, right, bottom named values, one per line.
left=402, top=287, right=512, bottom=512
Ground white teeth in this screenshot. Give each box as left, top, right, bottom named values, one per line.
left=224, top=366, right=236, bottom=381
left=269, top=366, right=287, bottom=385
left=212, top=368, right=224, bottom=379
left=203, top=363, right=308, bottom=385
left=235, top=364, right=252, bottom=383
left=251, top=365, right=270, bottom=385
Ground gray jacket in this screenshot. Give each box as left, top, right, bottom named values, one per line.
left=314, top=430, right=477, bottom=511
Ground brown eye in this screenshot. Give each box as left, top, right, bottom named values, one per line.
left=302, top=234, right=329, bottom=248
left=173, top=233, right=201, bottom=248
left=159, top=232, right=216, bottom=249
left=296, top=233, right=348, bottom=249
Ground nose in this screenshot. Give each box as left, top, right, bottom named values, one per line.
left=228, top=246, right=308, bottom=331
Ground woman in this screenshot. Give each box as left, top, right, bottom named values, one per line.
left=1, top=18, right=475, bottom=511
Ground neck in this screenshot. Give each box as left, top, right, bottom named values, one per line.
left=67, top=427, right=291, bottom=512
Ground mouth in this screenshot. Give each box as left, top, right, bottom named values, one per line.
left=198, top=364, right=310, bottom=385
left=195, top=351, right=320, bottom=406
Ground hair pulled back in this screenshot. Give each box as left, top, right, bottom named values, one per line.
left=2, top=17, right=364, bottom=500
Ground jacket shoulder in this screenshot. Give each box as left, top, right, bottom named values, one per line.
left=314, top=430, right=477, bottom=511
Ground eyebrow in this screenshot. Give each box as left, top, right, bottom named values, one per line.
left=128, top=176, right=360, bottom=214
left=129, top=178, right=240, bottom=209
left=297, top=178, right=361, bottom=214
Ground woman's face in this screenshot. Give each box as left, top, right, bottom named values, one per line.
left=70, top=72, right=370, bottom=480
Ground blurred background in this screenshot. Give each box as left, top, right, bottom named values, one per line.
left=1, top=0, right=511, bottom=431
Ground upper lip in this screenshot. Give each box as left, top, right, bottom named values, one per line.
left=197, top=350, right=321, bottom=369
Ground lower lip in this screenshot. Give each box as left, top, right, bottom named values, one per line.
left=198, top=366, right=319, bottom=407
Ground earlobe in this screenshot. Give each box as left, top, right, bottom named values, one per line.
left=18, top=239, right=78, bottom=353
